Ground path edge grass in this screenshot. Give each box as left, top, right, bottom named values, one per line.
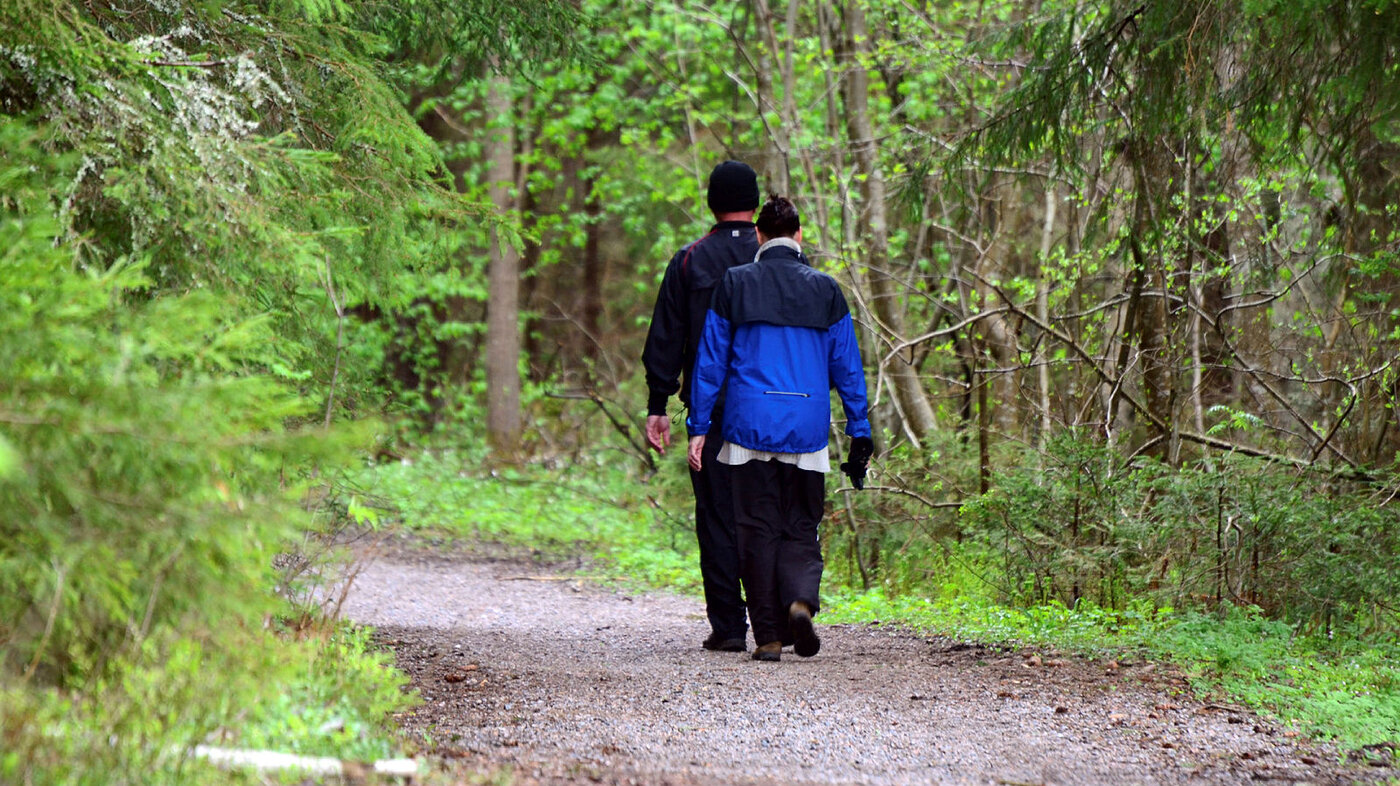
left=357, top=450, right=1400, bottom=757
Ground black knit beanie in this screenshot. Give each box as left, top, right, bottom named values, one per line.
left=706, top=160, right=760, bottom=214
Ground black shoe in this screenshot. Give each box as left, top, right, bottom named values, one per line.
left=752, top=641, right=782, bottom=662
left=702, top=633, right=747, bottom=652
left=789, top=602, right=820, bottom=657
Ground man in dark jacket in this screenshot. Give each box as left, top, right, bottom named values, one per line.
left=641, top=160, right=760, bottom=652
left=686, top=194, right=874, bottom=662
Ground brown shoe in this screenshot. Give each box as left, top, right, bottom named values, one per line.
left=789, top=602, right=820, bottom=657
left=752, top=641, right=782, bottom=662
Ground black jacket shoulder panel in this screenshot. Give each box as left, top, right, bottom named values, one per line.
left=718, top=246, right=848, bottom=330
left=641, top=221, right=757, bottom=411
left=683, top=222, right=758, bottom=290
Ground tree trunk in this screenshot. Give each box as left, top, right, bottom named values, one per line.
left=580, top=170, right=605, bottom=367
left=750, top=0, right=790, bottom=194
left=1036, top=177, right=1058, bottom=450
left=971, top=178, right=1020, bottom=439
left=839, top=1, right=938, bottom=440
left=520, top=185, right=546, bottom=382
left=485, top=74, right=522, bottom=455
left=1129, top=140, right=1175, bottom=460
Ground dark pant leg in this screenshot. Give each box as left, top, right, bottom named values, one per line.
left=730, top=459, right=787, bottom=645
left=690, top=421, right=746, bottom=639
left=776, top=464, right=826, bottom=616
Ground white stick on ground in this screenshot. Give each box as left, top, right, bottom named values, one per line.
left=190, top=745, right=419, bottom=777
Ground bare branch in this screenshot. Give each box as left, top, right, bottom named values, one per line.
left=143, top=54, right=245, bottom=68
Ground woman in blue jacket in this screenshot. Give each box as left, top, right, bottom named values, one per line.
left=686, top=195, right=875, bottom=662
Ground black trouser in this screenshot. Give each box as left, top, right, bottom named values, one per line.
left=690, top=416, right=747, bottom=641
left=730, top=458, right=825, bottom=647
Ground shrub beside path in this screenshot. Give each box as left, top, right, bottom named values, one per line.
left=341, top=549, right=1395, bottom=785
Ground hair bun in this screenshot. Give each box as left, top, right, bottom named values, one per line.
left=756, top=194, right=801, bottom=238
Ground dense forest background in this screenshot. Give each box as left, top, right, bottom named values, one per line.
left=430, top=0, right=1400, bottom=624
left=2, top=0, right=1398, bottom=781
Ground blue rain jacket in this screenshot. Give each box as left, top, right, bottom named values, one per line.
left=686, top=242, right=870, bottom=453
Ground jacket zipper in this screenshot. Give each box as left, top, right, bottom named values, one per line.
left=764, top=390, right=810, bottom=398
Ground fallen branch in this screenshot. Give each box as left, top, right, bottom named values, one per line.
left=860, top=484, right=965, bottom=510
left=502, top=575, right=622, bottom=582
left=190, top=745, right=417, bottom=778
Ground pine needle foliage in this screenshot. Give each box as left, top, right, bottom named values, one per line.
left=358, top=0, right=591, bottom=72
left=961, top=0, right=1400, bottom=184
left=0, top=0, right=581, bottom=779
left=0, top=117, right=332, bottom=784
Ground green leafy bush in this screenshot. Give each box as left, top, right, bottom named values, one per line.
left=956, top=434, right=1400, bottom=633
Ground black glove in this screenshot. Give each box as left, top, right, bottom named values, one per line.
left=840, top=436, right=875, bottom=490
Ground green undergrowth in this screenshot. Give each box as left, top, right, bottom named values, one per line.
left=362, top=448, right=1400, bottom=753
left=236, top=623, right=413, bottom=763
left=360, top=448, right=701, bottom=591
left=2, top=618, right=413, bottom=785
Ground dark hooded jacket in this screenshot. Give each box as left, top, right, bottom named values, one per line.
left=641, top=220, right=759, bottom=416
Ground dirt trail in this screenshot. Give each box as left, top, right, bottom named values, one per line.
left=341, top=550, right=1394, bottom=785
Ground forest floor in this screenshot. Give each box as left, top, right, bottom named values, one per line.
left=340, top=543, right=1398, bottom=786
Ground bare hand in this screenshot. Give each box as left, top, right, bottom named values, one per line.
left=688, top=435, right=706, bottom=471
left=645, top=415, right=672, bottom=454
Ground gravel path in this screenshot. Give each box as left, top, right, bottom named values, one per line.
left=341, top=550, right=1395, bottom=785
